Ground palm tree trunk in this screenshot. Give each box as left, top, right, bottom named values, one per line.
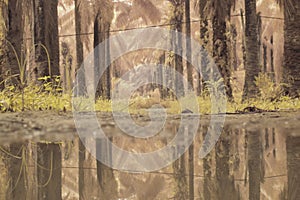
left=174, top=1, right=185, bottom=97
left=282, top=1, right=300, bottom=97
left=198, top=0, right=209, bottom=95
left=242, top=0, right=260, bottom=100
left=0, top=0, right=23, bottom=87
left=33, top=0, right=59, bottom=80
left=212, top=15, right=233, bottom=100
left=0, top=0, right=7, bottom=89
left=185, top=0, right=193, bottom=91
left=74, top=0, right=87, bottom=96
left=94, top=15, right=109, bottom=99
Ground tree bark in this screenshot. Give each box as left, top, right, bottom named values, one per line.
left=242, top=0, right=260, bottom=100
left=74, top=0, right=87, bottom=96
left=94, top=15, right=110, bottom=99
left=185, top=0, right=193, bottom=91
left=212, top=14, right=233, bottom=100
left=33, top=0, right=59, bottom=80
left=0, top=0, right=7, bottom=89
left=0, top=0, right=23, bottom=87
left=198, top=0, right=209, bottom=95
left=174, top=1, right=185, bottom=97
left=282, top=1, right=300, bottom=97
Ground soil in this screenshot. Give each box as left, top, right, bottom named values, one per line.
left=0, top=110, right=300, bottom=145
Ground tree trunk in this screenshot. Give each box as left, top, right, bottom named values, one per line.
left=174, top=1, right=184, bottom=97
left=242, top=0, right=260, bottom=99
left=74, top=0, right=87, bottom=96
left=0, top=0, right=7, bottom=89
left=198, top=0, right=209, bottom=95
left=185, top=0, right=193, bottom=91
left=33, top=0, right=59, bottom=80
left=212, top=16, right=233, bottom=100
left=94, top=16, right=111, bottom=99
left=0, top=0, right=23, bottom=87
left=282, top=1, right=300, bottom=97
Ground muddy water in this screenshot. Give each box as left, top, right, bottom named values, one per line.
left=0, top=111, right=299, bottom=200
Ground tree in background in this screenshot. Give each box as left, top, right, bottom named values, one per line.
left=207, top=0, right=233, bottom=100
left=74, top=0, right=88, bottom=96
left=277, top=0, right=300, bottom=97
left=94, top=0, right=113, bottom=99
left=0, top=0, right=7, bottom=89
left=185, top=0, right=193, bottom=91
left=168, top=0, right=185, bottom=97
left=0, top=0, right=23, bottom=86
left=197, top=0, right=209, bottom=95
left=242, top=0, right=260, bottom=100
left=33, top=0, right=60, bottom=80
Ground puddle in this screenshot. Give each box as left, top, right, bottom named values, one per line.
left=0, top=111, right=299, bottom=199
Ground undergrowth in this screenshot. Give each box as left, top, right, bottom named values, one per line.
left=1, top=73, right=300, bottom=114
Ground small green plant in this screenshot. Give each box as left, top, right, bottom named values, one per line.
left=254, top=73, right=282, bottom=101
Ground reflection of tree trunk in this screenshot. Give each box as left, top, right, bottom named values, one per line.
left=286, top=136, right=300, bottom=199
left=173, top=155, right=188, bottom=200
left=78, top=139, right=85, bottom=200
left=7, top=144, right=26, bottom=200
left=78, top=139, right=101, bottom=199
left=96, top=138, right=117, bottom=199
left=188, top=124, right=194, bottom=200
left=248, top=130, right=262, bottom=200
left=215, top=129, right=238, bottom=200
left=37, top=143, right=62, bottom=200
left=26, top=142, right=37, bottom=200
left=202, top=126, right=214, bottom=200
left=173, top=128, right=188, bottom=200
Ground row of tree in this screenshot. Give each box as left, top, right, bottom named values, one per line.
left=0, top=0, right=299, bottom=101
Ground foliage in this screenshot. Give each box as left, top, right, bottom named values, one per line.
left=0, top=76, right=70, bottom=112
left=254, top=73, right=282, bottom=100
left=1, top=75, right=300, bottom=114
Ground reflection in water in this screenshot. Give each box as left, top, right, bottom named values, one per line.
left=248, top=130, right=262, bottom=200
left=0, top=126, right=298, bottom=200
left=286, top=136, right=300, bottom=199
left=37, top=143, right=62, bottom=200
